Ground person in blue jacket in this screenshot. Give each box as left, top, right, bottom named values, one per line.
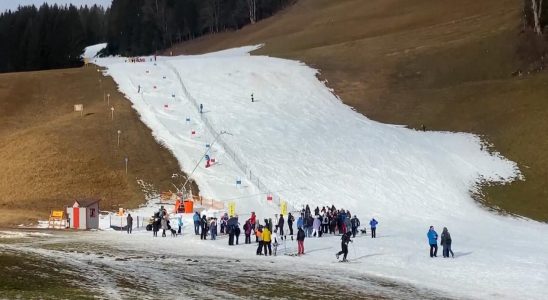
left=193, top=212, right=201, bottom=235
left=427, top=226, right=438, bottom=257
left=369, top=218, right=378, bottom=238
left=297, top=214, right=304, bottom=230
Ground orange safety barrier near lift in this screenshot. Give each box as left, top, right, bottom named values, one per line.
left=183, top=200, right=194, bottom=213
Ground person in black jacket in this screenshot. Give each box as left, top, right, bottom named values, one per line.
left=441, top=227, right=454, bottom=258
left=351, top=215, right=360, bottom=238
left=297, top=227, right=305, bottom=255
left=278, top=214, right=285, bottom=239
left=126, top=214, right=133, bottom=234
left=228, top=224, right=235, bottom=245
left=152, top=212, right=160, bottom=237
left=287, top=213, right=294, bottom=238
left=336, top=232, right=353, bottom=262
left=235, top=225, right=241, bottom=245
left=200, top=215, right=208, bottom=240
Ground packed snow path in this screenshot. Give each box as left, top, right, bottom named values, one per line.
left=91, top=45, right=548, bottom=299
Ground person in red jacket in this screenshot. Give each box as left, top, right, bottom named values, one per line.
left=250, top=212, right=257, bottom=242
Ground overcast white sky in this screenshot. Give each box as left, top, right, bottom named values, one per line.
left=1, top=0, right=111, bottom=12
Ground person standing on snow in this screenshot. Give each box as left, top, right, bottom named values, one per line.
left=278, top=214, right=285, bottom=239
left=322, top=213, right=329, bottom=234
left=288, top=213, right=295, bottom=239
left=152, top=212, right=160, bottom=237
left=297, top=227, right=306, bottom=255
left=312, top=216, right=321, bottom=237
left=427, top=226, right=438, bottom=257
left=256, top=227, right=264, bottom=255
left=370, top=218, right=378, bottom=238
left=161, top=216, right=169, bottom=237
left=177, top=215, right=183, bottom=235
left=250, top=212, right=257, bottom=241
left=262, top=226, right=272, bottom=256
left=126, top=214, right=133, bottom=234
left=244, top=220, right=252, bottom=244
left=199, top=103, right=203, bottom=114
left=351, top=215, right=360, bottom=238
left=330, top=214, right=337, bottom=235
left=344, top=215, right=351, bottom=235
left=441, top=227, right=454, bottom=258
left=296, top=214, right=304, bottom=230
left=228, top=224, right=235, bottom=245
left=210, top=218, right=217, bottom=240
left=193, top=212, right=201, bottom=235
left=336, top=232, right=353, bottom=262
left=200, top=215, right=208, bottom=240
left=235, top=223, right=241, bottom=245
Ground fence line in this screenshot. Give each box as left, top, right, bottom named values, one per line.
left=165, top=63, right=292, bottom=211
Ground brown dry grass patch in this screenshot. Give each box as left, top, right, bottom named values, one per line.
left=166, top=0, right=548, bottom=221
left=0, top=66, right=194, bottom=226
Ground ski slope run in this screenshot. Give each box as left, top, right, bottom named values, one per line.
left=93, top=45, right=548, bottom=299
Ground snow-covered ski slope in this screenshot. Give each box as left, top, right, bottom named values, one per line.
left=92, top=45, right=548, bottom=299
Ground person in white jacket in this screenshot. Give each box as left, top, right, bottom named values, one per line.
left=312, top=216, right=321, bottom=237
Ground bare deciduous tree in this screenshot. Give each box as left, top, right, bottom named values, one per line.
left=531, top=0, right=544, bottom=35
left=247, top=0, right=257, bottom=24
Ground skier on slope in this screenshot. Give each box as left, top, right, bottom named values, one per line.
left=336, top=231, right=353, bottom=262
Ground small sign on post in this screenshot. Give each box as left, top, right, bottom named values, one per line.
left=74, top=104, right=84, bottom=117
left=124, top=157, right=128, bottom=174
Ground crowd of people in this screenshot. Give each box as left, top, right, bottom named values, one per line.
left=182, top=204, right=380, bottom=260
left=145, top=204, right=454, bottom=261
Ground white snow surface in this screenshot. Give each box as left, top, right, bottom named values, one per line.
left=92, top=46, right=548, bottom=299
left=82, top=42, right=107, bottom=59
